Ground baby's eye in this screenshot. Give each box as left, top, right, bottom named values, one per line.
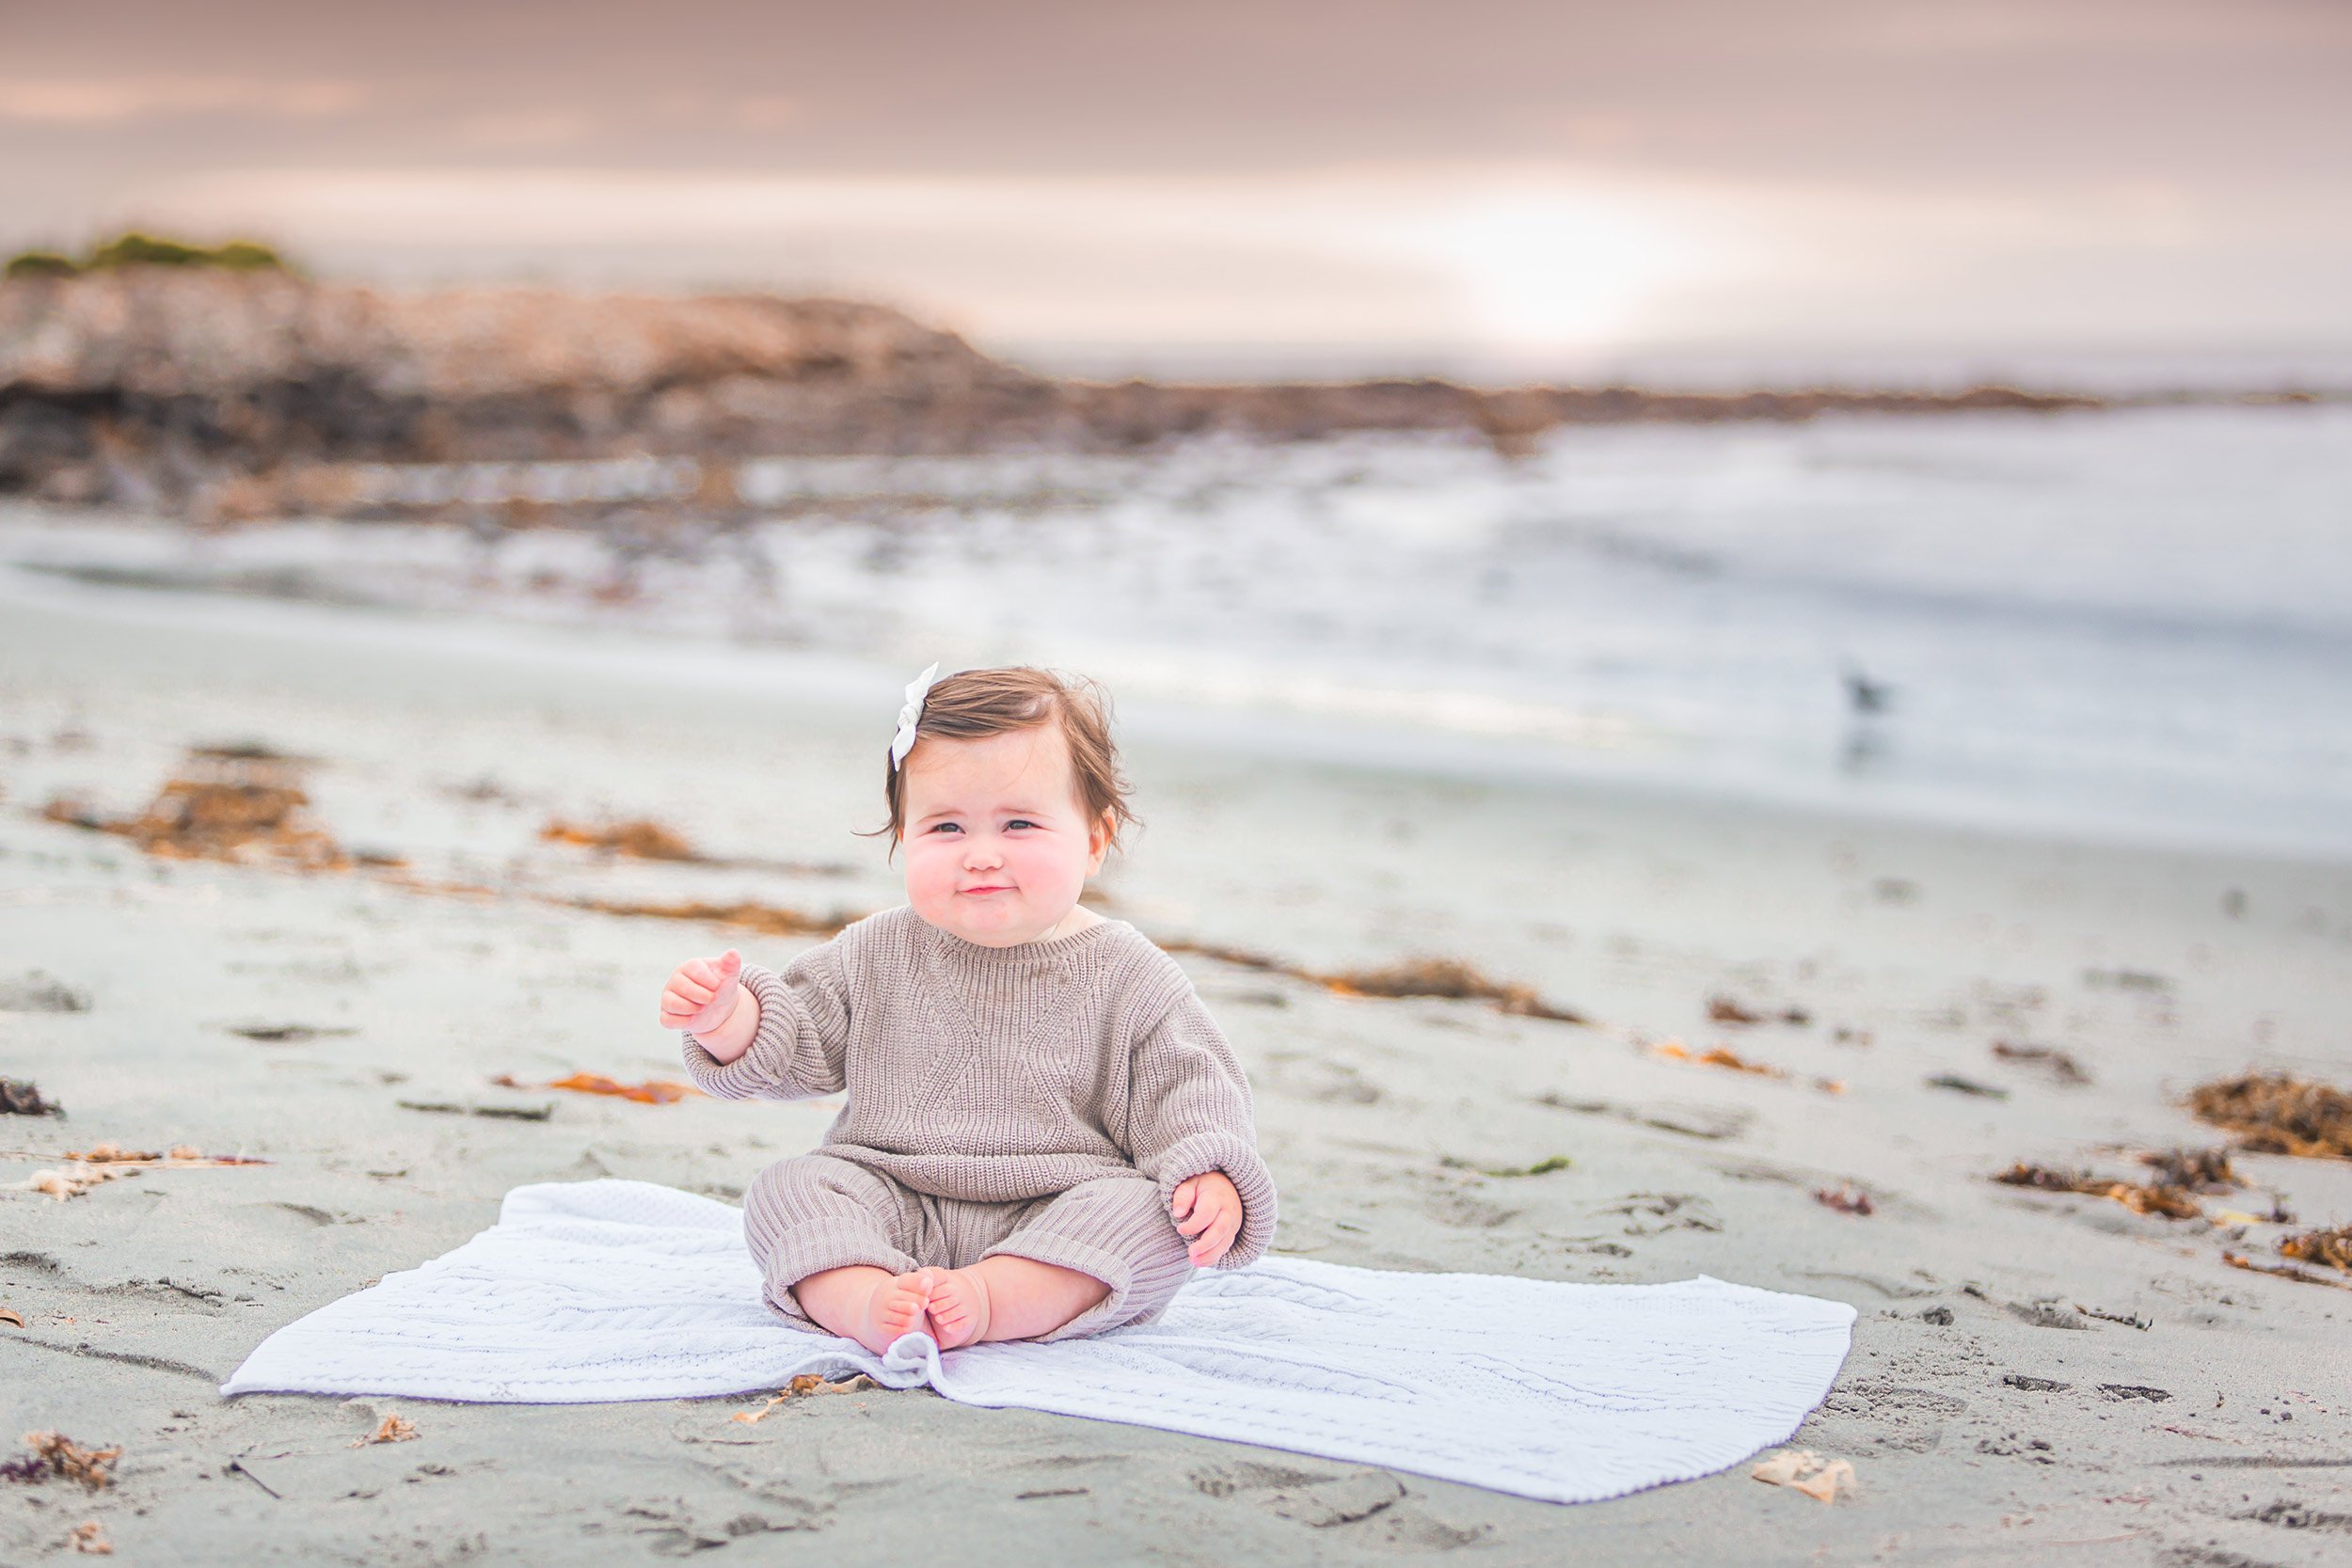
left=1007, top=818, right=1041, bottom=832
left=930, top=822, right=962, bottom=834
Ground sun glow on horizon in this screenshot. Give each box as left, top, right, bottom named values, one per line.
left=126, top=165, right=1756, bottom=358
left=108, top=160, right=2288, bottom=370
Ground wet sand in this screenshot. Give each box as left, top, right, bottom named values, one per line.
left=4, top=586, right=2351, bottom=1566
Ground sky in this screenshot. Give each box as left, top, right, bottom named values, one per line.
left=3, top=0, right=2349, bottom=381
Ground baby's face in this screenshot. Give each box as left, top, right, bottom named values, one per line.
left=898, top=723, right=1108, bottom=947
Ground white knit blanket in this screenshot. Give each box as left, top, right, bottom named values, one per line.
left=222, top=1180, right=1854, bottom=1505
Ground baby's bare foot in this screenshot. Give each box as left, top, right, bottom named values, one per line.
left=922, top=1266, right=992, bottom=1350
left=854, top=1270, right=936, bottom=1354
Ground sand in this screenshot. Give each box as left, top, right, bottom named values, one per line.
left=4, top=584, right=2351, bottom=1566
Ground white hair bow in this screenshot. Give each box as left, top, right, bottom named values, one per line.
left=888, top=662, right=942, bottom=771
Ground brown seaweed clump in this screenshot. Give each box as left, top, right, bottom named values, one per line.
left=732, top=1374, right=878, bottom=1423
left=1157, top=941, right=1589, bottom=1025
left=2223, top=1251, right=2352, bottom=1291
left=63, top=1142, right=267, bottom=1165
left=1654, top=1040, right=1782, bottom=1077
left=1993, top=1162, right=2204, bottom=1220
left=1321, top=958, right=1588, bottom=1023
left=2140, top=1147, right=2241, bottom=1192
left=1992, top=1040, right=2091, bottom=1085
left=491, top=1072, right=702, bottom=1105
left=1, top=1078, right=60, bottom=1116
left=559, top=897, right=849, bottom=939
left=2188, top=1073, right=2352, bottom=1160
left=44, top=752, right=349, bottom=871
left=2280, top=1226, right=2352, bottom=1274
left=1, top=1433, right=120, bottom=1491
left=1708, top=996, right=1811, bottom=1027
left=350, top=1415, right=418, bottom=1447
left=1814, top=1184, right=1875, bottom=1216
left=540, top=817, right=700, bottom=862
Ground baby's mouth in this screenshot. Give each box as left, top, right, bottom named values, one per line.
left=959, top=883, right=1015, bottom=895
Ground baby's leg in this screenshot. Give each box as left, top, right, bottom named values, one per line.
left=934, top=1174, right=1194, bottom=1346
left=741, top=1154, right=935, bottom=1353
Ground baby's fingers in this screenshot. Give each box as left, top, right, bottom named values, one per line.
left=1175, top=1183, right=1235, bottom=1237
left=1187, top=1210, right=1241, bottom=1266
left=660, top=990, right=708, bottom=1025
left=1168, top=1176, right=1199, bottom=1221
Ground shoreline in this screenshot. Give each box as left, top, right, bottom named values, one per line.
left=7, top=558, right=2351, bottom=874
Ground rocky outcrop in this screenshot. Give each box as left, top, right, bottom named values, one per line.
left=0, top=270, right=1065, bottom=507
left=0, top=268, right=2117, bottom=516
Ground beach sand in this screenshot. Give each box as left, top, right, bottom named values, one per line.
left=4, top=588, right=2350, bottom=1566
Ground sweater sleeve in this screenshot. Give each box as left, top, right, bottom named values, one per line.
left=680, top=948, right=850, bottom=1101
left=1125, top=988, right=1278, bottom=1268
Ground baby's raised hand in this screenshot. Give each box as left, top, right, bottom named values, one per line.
left=660, top=949, right=742, bottom=1035
left=1169, top=1170, right=1244, bottom=1267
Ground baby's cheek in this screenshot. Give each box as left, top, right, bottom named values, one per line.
left=1015, top=839, right=1087, bottom=902
left=901, top=842, right=960, bottom=916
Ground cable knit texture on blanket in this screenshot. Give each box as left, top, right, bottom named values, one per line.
left=223, top=1180, right=1856, bottom=1505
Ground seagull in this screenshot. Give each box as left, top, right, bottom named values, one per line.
left=1842, top=665, right=1894, bottom=716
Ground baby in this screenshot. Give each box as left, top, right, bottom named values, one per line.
left=659, top=665, right=1276, bottom=1354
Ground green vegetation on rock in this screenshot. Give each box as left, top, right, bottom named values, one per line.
left=5, top=230, right=291, bottom=279
left=3, top=249, right=78, bottom=279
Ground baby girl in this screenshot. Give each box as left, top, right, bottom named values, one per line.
left=658, top=665, right=1277, bottom=1354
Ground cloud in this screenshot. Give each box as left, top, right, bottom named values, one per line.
left=0, top=75, right=367, bottom=124
left=451, top=111, right=596, bottom=150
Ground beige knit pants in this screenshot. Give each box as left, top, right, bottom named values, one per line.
left=742, top=1153, right=1196, bottom=1341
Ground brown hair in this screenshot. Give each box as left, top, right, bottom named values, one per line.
left=874, top=666, right=1136, bottom=852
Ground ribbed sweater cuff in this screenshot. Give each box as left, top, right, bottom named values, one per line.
left=1151, top=1132, right=1278, bottom=1269
left=681, top=963, right=812, bottom=1101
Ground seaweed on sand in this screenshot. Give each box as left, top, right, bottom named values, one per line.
left=559, top=897, right=850, bottom=938
left=1321, top=958, right=1587, bottom=1022
left=1993, top=1162, right=2204, bottom=1220
left=490, top=1072, right=701, bottom=1105
left=539, top=816, right=701, bottom=862
left=1654, top=1040, right=1781, bottom=1077
left=2139, top=1147, right=2241, bottom=1192
left=1708, top=996, right=1811, bottom=1027
left=15, top=1143, right=271, bottom=1198
left=1927, top=1073, right=2008, bottom=1099
left=42, top=749, right=353, bottom=871
left=1, top=1078, right=61, bottom=1116
left=2279, top=1226, right=2352, bottom=1274
left=2223, top=1252, right=2352, bottom=1291
left=1992, top=1041, right=2091, bottom=1085
left=2188, top=1073, right=2352, bottom=1160
left=1157, top=941, right=1588, bottom=1025
left=0, top=973, right=88, bottom=1013
left=3, top=1433, right=120, bottom=1491
left=1814, top=1184, right=1875, bottom=1216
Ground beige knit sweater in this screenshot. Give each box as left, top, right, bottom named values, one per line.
left=681, top=907, right=1277, bottom=1268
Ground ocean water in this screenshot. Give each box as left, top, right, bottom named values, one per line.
left=6, top=404, right=2349, bottom=860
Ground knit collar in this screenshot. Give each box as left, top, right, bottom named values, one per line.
left=912, top=908, right=1126, bottom=972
